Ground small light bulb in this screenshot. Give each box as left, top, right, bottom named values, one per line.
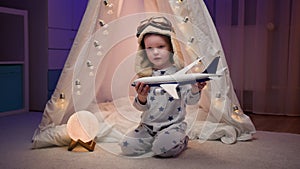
left=188, top=36, right=195, bottom=43
left=96, top=45, right=102, bottom=50
left=231, top=105, right=243, bottom=122
left=103, top=0, right=109, bottom=6
left=107, top=10, right=113, bottom=15
left=215, top=93, right=221, bottom=98
left=97, top=51, right=103, bottom=56
left=108, top=3, right=113, bottom=8
left=102, top=30, right=109, bottom=35
left=87, top=60, right=94, bottom=69
left=75, top=79, right=81, bottom=89
left=233, top=105, right=239, bottom=113
left=98, top=19, right=105, bottom=27
left=94, top=40, right=100, bottom=48
left=183, top=16, right=189, bottom=23
left=59, top=93, right=65, bottom=100
left=57, top=93, right=66, bottom=109
left=176, top=0, right=184, bottom=4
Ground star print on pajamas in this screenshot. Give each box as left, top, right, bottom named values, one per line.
left=168, top=97, right=174, bottom=102
left=160, top=147, right=167, bottom=153
left=150, top=96, right=155, bottom=101
left=123, top=141, right=129, bottom=147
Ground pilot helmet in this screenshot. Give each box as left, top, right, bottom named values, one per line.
left=135, top=16, right=184, bottom=77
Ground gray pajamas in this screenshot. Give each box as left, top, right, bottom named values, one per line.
left=120, top=66, right=200, bottom=157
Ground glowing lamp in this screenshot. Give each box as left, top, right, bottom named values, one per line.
left=57, top=93, right=66, bottom=110
left=67, top=110, right=99, bottom=151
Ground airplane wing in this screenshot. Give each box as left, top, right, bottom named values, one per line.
left=175, top=56, right=220, bottom=75
left=174, top=57, right=203, bottom=75
left=160, top=84, right=179, bottom=99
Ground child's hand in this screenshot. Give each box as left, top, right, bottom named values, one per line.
left=135, top=82, right=150, bottom=104
left=191, top=82, right=206, bottom=94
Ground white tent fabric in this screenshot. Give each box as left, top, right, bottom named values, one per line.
left=32, top=0, right=256, bottom=152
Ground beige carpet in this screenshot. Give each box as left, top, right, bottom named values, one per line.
left=0, top=112, right=299, bottom=169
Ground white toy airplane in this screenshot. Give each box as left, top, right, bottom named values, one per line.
left=132, top=57, right=221, bottom=99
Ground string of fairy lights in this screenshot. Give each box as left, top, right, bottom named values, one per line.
left=56, top=0, right=244, bottom=123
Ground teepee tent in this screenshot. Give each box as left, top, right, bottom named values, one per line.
left=32, top=0, right=255, bottom=152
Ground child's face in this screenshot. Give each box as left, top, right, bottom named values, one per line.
left=144, top=34, right=173, bottom=70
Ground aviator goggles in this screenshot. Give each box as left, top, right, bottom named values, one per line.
left=136, top=16, right=175, bottom=38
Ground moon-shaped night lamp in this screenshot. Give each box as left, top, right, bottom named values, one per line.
left=67, top=110, right=99, bottom=151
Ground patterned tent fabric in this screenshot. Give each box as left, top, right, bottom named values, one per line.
left=32, top=0, right=255, bottom=150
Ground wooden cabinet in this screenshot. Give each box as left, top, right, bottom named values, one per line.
left=0, top=7, right=29, bottom=115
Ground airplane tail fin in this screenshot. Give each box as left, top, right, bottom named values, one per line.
left=203, top=57, right=220, bottom=74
